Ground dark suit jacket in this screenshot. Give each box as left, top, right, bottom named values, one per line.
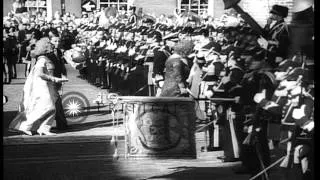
left=263, top=20, right=290, bottom=67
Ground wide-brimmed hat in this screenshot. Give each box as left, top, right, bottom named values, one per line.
left=270, top=5, right=289, bottom=18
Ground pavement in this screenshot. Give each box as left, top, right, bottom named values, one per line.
left=3, top=64, right=287, bottom=180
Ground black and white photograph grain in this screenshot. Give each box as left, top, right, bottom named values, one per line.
left=3, top=0, right=314, bottom=179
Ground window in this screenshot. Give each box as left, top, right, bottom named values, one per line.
left=98, top=0, right=128, bottom=11
left=180, top=0, right=208, bottom=15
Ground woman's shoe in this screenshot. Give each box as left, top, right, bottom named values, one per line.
left=20, top=129, right=33, bottom=136
left=37, top=130, right=56, bottom=136
left=4, top=78, right=11, bottom=84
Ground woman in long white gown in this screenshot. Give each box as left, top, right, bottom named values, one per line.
left=9, top=37, right=68, bottom=135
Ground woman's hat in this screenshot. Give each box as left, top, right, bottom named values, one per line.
left=270, top=5, right=289, bottom=18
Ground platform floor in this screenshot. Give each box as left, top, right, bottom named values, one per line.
left=3, top=64, right=286, bottom=180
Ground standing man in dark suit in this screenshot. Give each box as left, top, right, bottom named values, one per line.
left=4, top=26, right=19, bottom=81
left=48, top=34, right=68, bottom=130
left=257, top=5, right=290, bottom=68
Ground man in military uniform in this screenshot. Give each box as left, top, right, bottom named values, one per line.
left=233, top=49, right=276, bottom=178
left=258, top=5, right=290, bottom=68
left=149, top=30, right=171, bottom=96
left=254, top=64, right=314, bottom=180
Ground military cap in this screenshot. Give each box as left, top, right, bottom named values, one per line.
left=276, top=60, right=302, bottom=72
left=270, top=5, right=289, bottom=18
left=166, top=25, right=175, bottom=32
left=198, top=28, right=209, bottom=37
left=163, top=31, right=179, bottom=41
left=140, top=27, right=150, bottom=35
left=180, top=26, right=194, bottom=34
left=143, top=18, right=155, bottom=24
left=97, top=27, right=104, bottom=31
left=206, top=25, right=215, bottom=32
left=148, top=30, right=162, bottom=42
left=158, top=24, right=168, bottom=32
left=286, top=67, right=309, bottom=81
left=25, top=29, right=33, bottom=34
left=190, top=28, right=200, bottom=36
left=195, top=53, right=206, bottom=64
left=202, top=41, right=222, bottom=52
left=129, top=6, right=136, bottom=12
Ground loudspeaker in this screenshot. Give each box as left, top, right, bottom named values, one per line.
left=292, top=0, right=313, bottom=12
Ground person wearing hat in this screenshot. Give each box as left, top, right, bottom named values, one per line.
left=253, top=64, right=314, bottom=180
left=12, top=0, right=27, bottom=14
left=160, top=39, right=193, bottom=97
left=257, top=4, right=290, bottom=68
left=127, top=6, right=137, bottom=26
left=4, top=26, right=19, bottom=81
left=147, top=30, right=171, bottom=96
left=17, top=23, right=28, bottom=64
left=193, top=28, right=211, bottom=51
left=117, top=6, right=128, bottom=23
left=231, top=47, right=277, bottom=177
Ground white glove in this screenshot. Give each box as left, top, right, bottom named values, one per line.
left=263, top=101, right=278, bottom=110
left=204, top=90, right=214, bottom=98
left=257, top=37, right=268, bottom=50
left=290, top=86, right=302, bottom=96
left=254, top=89, right=266, bottom=103
left=280, top=80, right=297, bottom=90
left=128, top=49, right=136, bottom=56
left=274, top=89, right=288, bottom=97
left=275, top=71, right=287, bottom=81
left=302, top=121, right=314, bottom=132
left=221, top=76, right=230, bottom=84
left=292, top=105, right=306, bottom=120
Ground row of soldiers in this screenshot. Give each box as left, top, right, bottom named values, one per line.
left=65, top=6, right=314, bottom=180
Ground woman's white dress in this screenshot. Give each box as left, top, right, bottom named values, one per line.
left=9, top=55, right=58, bottom=132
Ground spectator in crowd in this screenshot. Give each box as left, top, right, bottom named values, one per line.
left=12, top=0, right=27, bottom=14
left=52, top=11, right=63, bottom=26
left=4, top=26, right=19, bottom=81
left=3, top=28, right=11, bottom=84
left=258, top=5, right=290, bottom=68
left=127, top=6, right=137, bottom=26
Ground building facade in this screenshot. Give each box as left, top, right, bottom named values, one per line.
left=3, top=0, right=294, bottom=26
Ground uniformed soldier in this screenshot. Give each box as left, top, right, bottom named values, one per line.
left=257, top=5, right=290, bottom=68
left=234, top=48, right=277, bottom=178
left=147, top=30, right=171, bottom=96
left=253, top=63, right=314, bottom=180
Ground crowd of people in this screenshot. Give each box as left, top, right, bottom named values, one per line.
left=3, top=1, right=314, bottom=180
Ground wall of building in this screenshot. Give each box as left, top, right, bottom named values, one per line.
left=212, top=0, right=225, bottom=19
left=134, top=0, right=176, bottom=17
left=65, top=0, right=82, bottom=17
left=239, top=0, right=294, bottom=26
left=3, top=0, right=14, bottom=16
left=3, top=0, right=296, bottom=26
